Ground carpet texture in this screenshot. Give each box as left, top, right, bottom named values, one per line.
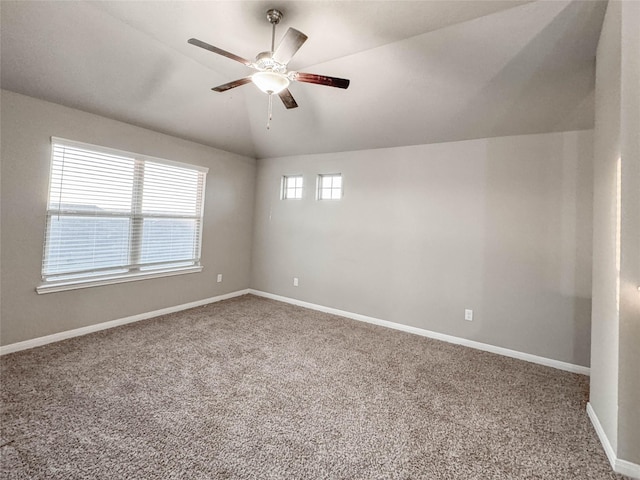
left=0, top=294, right=624, bottom=479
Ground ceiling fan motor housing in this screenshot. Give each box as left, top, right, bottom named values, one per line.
left=254, top=51, right=286, bottom=73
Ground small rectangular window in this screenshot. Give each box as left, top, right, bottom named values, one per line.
left=282, top=175, right=303, bottom=199
left=318, top=174, right=342, bottom=200
left=38, top=137, right=208, bottom=293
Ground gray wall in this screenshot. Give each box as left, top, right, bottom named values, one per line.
left=591, top=0, right=640, bottom=466
left=590, top=0, right=621, bottom=453
left=618, top=0, right=640, bottom=463
left=0, top=90, right=256, bottom=346
left=251, top=131, right=594, bottom=366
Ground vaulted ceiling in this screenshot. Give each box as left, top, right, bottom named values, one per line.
left=1, top=1, right=606, bottom=159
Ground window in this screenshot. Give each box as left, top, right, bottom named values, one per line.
left=38, top=137, right=208, bottom=293
left=282, top=175, right=303, bottom=199
left=318, top=174, right=342, bottom=200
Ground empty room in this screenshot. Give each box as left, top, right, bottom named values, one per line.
left=1, top=0, right=638, bottom=478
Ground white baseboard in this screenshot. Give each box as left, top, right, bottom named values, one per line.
left=618, top=459, right=640, bottom=479
left=2, top=287, right=592, bottom=377
left=0, top=289, right=250, bottom=355
left=587, top=403, right=618, bottom=470
left=587, top=402, right=640, bottom=479
left=248, top=289, right=590, bottom=376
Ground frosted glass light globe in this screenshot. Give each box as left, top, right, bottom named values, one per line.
left=251, top=71, right=290, bottom=94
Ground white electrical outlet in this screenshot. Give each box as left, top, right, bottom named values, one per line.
left=293, top=277, right=299, bottom=287
left=217, top=274, right=223, bottom=283
left=464, top=309, right=473, bottom=321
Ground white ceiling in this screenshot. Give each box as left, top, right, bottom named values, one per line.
left=1, top=0, right=606, bottom=159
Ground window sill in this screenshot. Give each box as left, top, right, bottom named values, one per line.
left=36, top=266, right=204, bottom=294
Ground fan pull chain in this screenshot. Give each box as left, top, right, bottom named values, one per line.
left=267, top=93, right=273, bottom=130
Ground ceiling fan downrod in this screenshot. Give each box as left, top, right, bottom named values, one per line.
left=266, top=9, right=283, bottom=53
left=265, top=9, right=283, bottom=129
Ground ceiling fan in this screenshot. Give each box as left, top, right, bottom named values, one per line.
left=188, top=8, right=350, bottom=128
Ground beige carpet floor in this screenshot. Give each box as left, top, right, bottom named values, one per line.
left=0, top=294, right=625, bottom=479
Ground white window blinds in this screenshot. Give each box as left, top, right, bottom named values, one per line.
left=41, top=138, right=207, bottom=287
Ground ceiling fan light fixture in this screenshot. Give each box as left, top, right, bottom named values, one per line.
left=188, top=7, right=349, bottom=128
left=251, top=71, right=290, bottom=94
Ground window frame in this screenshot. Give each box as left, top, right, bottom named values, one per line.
left=281, top=175, right=304, bottom=200
left=37, top=137, right=208, bottom=294
left=317, top=173, right=343, bottom=200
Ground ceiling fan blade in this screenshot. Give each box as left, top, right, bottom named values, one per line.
left=293, top=72, right=350, bottom=89
left=272, top=28, right=308, bottom=65
left=188, top=38, right=253, bottom=67
left=278, top=89, right=299, bottom=109
left=212, top=77, right=253, bottom=92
